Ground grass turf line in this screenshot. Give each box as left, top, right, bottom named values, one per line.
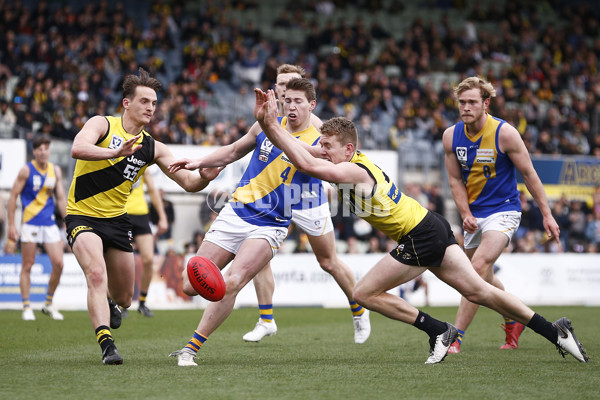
left=1, top=306, right=598, bottom=400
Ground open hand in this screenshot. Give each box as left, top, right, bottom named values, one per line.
left=254, top=88, right=268, bottom=123
left=169, top=158, right=201, bottom=173
left=115, top=135, right=142, bottom=157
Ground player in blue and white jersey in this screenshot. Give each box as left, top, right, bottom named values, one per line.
left=7, top=135, right=67, bottom=321
left=442, top=76, right=560, bottom=353
left=167, top=76, right=368, bottom=367
left=242, top=64, right=369, bottom=344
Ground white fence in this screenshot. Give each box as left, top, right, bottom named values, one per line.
left=1, top=253, right=599, bottom=311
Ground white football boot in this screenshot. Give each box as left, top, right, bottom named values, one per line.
left=425, top=323, right=459, bottom=364
left=169, top=349, right=198, bottom=367
left=42, top=304, right=64, bottom=320
left=243, top=319, right=277, bottom=342
left=353, top=309, right=371, bottom=344
left=22, top=308, right=35, bottom=321
left=554, top=317, right=589, bottom=362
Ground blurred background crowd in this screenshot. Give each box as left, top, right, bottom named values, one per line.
left=1, top=0, right=599, bottom=254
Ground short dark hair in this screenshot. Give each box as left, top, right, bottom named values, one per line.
left=122, top=67, right=162, bottom=99
left=285, top=78, right=316, bottom=102
left=32, top=135, right=51, bottom=149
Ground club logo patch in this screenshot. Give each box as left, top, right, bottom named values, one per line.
left=259, top=138, right=274, bottom=162
left=109, top=136, right=123, bottom=150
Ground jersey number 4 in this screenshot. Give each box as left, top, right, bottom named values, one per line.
left=280, top=166, right=292, bottom=183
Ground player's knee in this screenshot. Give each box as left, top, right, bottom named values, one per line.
left=222, top=274, right=245, bottom=296
left=181, top=271, right=197, bottom=296
left=463, top=289, right=487, bottom=306
left=87, top=268, right=107, bottom=288
left=141, top=254, right=153, bottom=269
left=471, top=259, right=493, bottom=277
left=352, top=284, right=370, bottom=307
left=317, top=257, right=336, bottom=274
left=115, top=295, right=132, bottom=309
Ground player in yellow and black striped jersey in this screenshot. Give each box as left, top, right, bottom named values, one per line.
left=66, top=68, right=222, bottom=365
left=254, top=89, right=589, bottom=364
left=124, top=169, right=169, bottom=318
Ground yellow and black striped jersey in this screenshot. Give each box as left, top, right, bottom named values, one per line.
left=126, top=174, right=149, bottom=216
left=338, top=151, right=428, bottom=242
left=67, top=116, right=155, bottom=218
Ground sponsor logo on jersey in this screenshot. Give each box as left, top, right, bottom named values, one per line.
left=281, top=153, right=292, bottom=164
left=476, top=148, right=494, bottom=157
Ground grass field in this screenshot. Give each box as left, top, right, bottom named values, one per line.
left=1, top=306, right=598, bottom=400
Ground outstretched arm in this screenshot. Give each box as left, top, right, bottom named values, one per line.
left=254, top=88, right=368, bottom=186
left=168, top=123, right=259, bottom=173
left=155, top=141, right=223, bottom=192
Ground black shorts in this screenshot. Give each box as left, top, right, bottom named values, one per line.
left=129, top=213, right=152, bottom=237
left=65, top=214, right=133, bottom=253
left=389, top=211, right=458, bottom=267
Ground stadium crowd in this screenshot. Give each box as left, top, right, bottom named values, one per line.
left=1, top=0, right=600, bottom=254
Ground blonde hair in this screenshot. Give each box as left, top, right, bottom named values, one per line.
left=321, top=117, right=358, bottom=148
left=454, top=76, right=496, bottom=99
left=276, top=64, right=307, bottom=77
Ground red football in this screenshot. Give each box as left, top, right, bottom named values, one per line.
left=186, top=256, right=226, bottom=302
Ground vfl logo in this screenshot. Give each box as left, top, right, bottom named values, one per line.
left=109, top=136, right=123, bottom=150
left=456, top=146, right=468, bottom=170
left=456, top=147, right=467, bottom=162
left=33, top=175, right=42, bottom=191
left=259, top=138, right=274, bottom=162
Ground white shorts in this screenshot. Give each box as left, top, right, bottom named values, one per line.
left=463, top=211, right=521, bottom=249
left=292, top=203, right=334, bottom=237
left=204, top=203, right=288, bottom=257
left=20, top=223, right=62, bottom=244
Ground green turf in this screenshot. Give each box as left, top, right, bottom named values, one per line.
left=1, top=306, right=598, bottom=400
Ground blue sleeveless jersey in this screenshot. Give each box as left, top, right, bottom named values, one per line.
left=230, top=117, right=326, bottom=227
left=21, top=161, right=57, bottom=226
left=451, top=114, right=521, bottom=218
